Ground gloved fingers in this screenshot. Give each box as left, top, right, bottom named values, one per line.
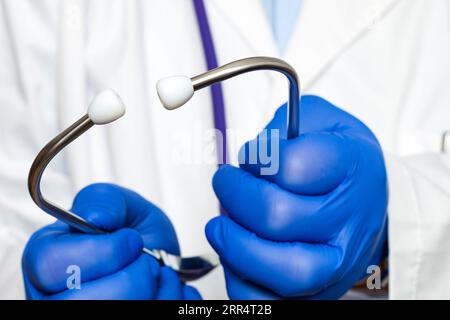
left=48, top=255, right=160, bottom=300
left=206, top=216, right=343, bottom=298
left=104, top=184, right=180, bottom=254
left=155, top=266, right=202, bottom=300
left=183, top=285, right=202, bottom=300
left=72, top=183, right=180, bottom=255
left=71, top=183, right=128, bottom=231
left=223, top=265, right=280, bottom=300
left=239, top=131, right=357, bottom=195
left=22, top=271, right=45, bottom=300
left=299, top=273, right=358, bottom=300
left=212, top=165, right=344, bottom=242
left=155, top=267, right=183, bottom=300
left=23, top=226, right=143, bottom=294
left=268, top=95, right=364, bottom=137
left=224, top=263, right=354, bottom=300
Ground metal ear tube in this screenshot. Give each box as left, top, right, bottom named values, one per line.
left=157, top=56, right=301, bottom=139
left=27, top=89, right=219, bottom=282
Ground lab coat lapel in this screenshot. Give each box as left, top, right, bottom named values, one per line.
left=285, top=0, right=400, bottom=89
left=208, top=0, right=278, bottom=57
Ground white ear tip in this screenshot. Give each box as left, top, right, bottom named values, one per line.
left=156, top=76, right=194, bottom=110
left=88, top=89, right=126, bottom=125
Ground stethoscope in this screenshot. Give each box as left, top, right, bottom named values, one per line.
left=27, top=0, right=301, bottom=282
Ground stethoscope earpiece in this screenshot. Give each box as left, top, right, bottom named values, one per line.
left=156, top=76, right=194, bottom=110
left=87, top=89, right=126, bottom=125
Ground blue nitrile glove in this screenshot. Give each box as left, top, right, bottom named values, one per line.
left=22, top=183, right=201, bottom=300
left=206, top=95, right=388, bottom=299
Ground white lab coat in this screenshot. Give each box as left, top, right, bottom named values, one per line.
left=0, top=0, right=449, bottom=299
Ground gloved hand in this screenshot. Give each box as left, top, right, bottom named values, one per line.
left=206, top=95, right=388, bottom=299
left=22, top=183, right=201, bottom=300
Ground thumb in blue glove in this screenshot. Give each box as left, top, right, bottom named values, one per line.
left=206, top=95, right=388, bottom=299
left=22, top=183, right=201, bottom=300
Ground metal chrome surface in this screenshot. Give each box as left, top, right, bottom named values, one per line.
left=28, top=114, right=218, bottom=282
left=191, top=56, right=301, bottom=139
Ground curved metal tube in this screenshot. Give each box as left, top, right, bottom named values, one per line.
left=28, top=114, right=218, bottom=282
left=191, top=56, right=301, bottom=139
left=28, top=115, right=102, bottom=234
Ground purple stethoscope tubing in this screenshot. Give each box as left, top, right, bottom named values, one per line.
left=193, top=0, right=228, bottom=164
